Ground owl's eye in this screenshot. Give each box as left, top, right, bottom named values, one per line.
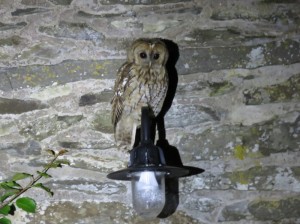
left=153, top=53, right=160, bottom=60
left=140, top=52, right=147, bottom=59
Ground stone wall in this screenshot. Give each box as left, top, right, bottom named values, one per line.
left=0, top=0, right=300, bottom=223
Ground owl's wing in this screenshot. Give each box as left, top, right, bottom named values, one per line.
left=111, top=62, right=133, bottom=129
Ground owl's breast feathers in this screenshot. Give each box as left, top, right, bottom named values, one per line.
left=111, top=62, right=168, bottom=129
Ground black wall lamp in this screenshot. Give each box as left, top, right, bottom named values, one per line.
left=107, top=107, right=204, bottom=218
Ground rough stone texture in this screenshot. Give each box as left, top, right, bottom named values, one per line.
left=0, top=0, right=300, bottom=223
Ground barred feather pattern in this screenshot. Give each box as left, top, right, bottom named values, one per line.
left=111, top=38, right=169, bottom=151
left=111, top=63, right=168, bottom=150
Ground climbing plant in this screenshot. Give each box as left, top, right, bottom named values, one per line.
left=0, top=149, right=69, bottom=224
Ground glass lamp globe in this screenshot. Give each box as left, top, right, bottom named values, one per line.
left=131, top=171, right=166, bottom=218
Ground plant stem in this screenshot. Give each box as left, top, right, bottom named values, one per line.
left=0, top=152, right=61, bottom=209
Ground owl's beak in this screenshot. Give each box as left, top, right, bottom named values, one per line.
left=149, top=61, right=152, bottom=67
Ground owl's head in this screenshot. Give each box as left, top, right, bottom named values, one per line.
left=127, top=38, right=169, bottom=68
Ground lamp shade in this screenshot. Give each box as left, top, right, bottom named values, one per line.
left=107, top=142, right=191, bottom=180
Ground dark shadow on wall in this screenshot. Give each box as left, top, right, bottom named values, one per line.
left=157, top=39, right=180, bottom=123
left=156, top=39, right=204, bottom=218
left=156, top=39, right=180, bottom=218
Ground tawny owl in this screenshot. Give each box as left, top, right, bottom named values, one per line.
left=111, top=38, right=169, bottom=151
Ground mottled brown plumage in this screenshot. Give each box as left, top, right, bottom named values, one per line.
left=111, top=38, right=169, bottom=150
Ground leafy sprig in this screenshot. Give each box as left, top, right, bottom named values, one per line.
left=0, top=149, right=69, bottom=224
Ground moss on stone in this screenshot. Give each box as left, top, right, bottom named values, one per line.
left=248, top=197, right=300, bottom=220
left=267, top=75, right=300, bottom=102
left=209, top=81, right=235, bottom=96
left=234, top=145, right=247, bottom=160
left=233, top=144, right=263, bottom=160
left=230, top=171, right=251, bottom=185
left=244, top=74, right=300, bottom=105
left=229, top=166, right=268, bottom=186
left=0, top=36, right=22, bottom=46
left=247, top=151, right=264, bottom=159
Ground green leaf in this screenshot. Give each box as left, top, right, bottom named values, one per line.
left=43, top=158, right=69, bottom=169
left=46, top=149, right=56, bottom=156
left=0, top=181, right=22, bottom=190
left=36, top=171, right=52, bottom=178
left=0, top=217, right=11, bottom=224
left=12, top=173, right=33, bottom=181
left=33, top=183, right=54, bottom=196
left=0, top=205, right=10, bottom=215
left=0, top=190, right=19, bottom=202
left=16, top=197, right=36, bottom=213
left=45, top=159, right=70, bottom=169
left=44, top=162, right=62, bottom=169
left=55, top=159, right=70, bottom=166
left=0, top=204, right=14, bottom=216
